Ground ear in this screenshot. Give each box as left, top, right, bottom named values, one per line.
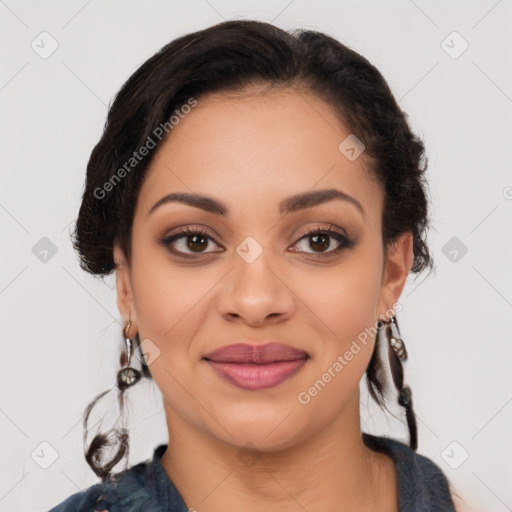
left=377, top=231, right=414, bottom=320
left=113, top=243, right=137, bottom=330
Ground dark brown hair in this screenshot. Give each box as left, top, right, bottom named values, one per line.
left=73, top=19, right=433, bottom=478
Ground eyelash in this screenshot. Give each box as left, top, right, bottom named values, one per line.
left=159, top=224, right=355, bottom=260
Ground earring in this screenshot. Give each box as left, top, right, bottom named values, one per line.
left=117, top=320, right=141, bottom=390
left=388, top=315, right=408, bottom=361
left=83, top=319, right=143, bottom=480
left=379, top=313, right=418, bottom=450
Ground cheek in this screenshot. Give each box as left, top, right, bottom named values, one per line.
left=295, top=247, right=382, bottom=394
left=129, top=250, right=213, bottom=420
left=127, top=246, right=217, bottom=416
left=130, top=237, right=212, bottom=339
left=296, top=249, right=382, bottom=341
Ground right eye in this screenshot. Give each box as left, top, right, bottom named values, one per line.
left=159, top=227, right=224, bottom=257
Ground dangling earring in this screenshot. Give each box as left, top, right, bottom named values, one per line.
left=83, top=319, right=143, bottom=480
left=117, top=320, right=141, bottom=389
left=380, top=313, right=418, bottom=451
left=387, top=315, right=408, bottom=361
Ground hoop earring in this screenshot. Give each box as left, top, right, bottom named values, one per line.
left=117, top=320, right=141, bottom=390
left=379, top=313, right=418, bottom=451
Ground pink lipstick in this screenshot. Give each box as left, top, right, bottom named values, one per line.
left=203, top=342, right=308, bottom=391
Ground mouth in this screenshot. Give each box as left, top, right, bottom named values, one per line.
left=203, top=342, right=309, bottom=391
left=204, top=358, right=309, bottom=391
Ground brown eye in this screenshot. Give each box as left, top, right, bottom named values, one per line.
left=291, top=227, right=355, bottom=257
left=308, top=233, right=330, bottom=252
left=186, top=233, right=209, bottom=252
left=160, top=228, right=223, bottom=256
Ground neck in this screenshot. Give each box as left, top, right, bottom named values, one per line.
left=160, top=392, right=398, bottom=512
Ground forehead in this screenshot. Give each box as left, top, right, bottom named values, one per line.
left=137, top=88, right=382, bottom=221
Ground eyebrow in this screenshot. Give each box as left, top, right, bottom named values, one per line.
left=148, top=188, right=365, bottom=218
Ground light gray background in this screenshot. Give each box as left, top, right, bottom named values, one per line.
left=1, top=1, right=511, bottom=511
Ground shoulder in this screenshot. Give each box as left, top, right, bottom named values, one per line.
left=450, top=488, right=481, bottom=512
left=363, top=433, right=456, bottom=511
left=404, top=450, right=480, bottom=511
left=363, top=432, right=449, bottom=483
left=47, top=484, right=104, bottom=511
left=46, top=457, right=154, bottom=512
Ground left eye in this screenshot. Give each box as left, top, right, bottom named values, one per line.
left=291, top=228, right=354, bottom=256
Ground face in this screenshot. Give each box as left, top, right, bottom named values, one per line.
left=114, top=86, right=413, bottom=451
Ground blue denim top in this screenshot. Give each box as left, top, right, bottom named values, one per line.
left=48, top=433, right=455, bottom=512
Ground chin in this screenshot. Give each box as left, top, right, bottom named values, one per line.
left=213, top=412, right=308, bottom=453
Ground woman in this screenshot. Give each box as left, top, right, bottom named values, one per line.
left=48, top=19, right=471, bottom=512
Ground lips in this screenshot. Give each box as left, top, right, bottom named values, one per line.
left=203, top=342, right=308, bottom=364
left=203, top=342, right=309, bottom=391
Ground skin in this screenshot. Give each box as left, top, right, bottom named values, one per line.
left=114, top=86, right=415, bottom=512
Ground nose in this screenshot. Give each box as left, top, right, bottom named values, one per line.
left=217, top=250, right=295, bottom=327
